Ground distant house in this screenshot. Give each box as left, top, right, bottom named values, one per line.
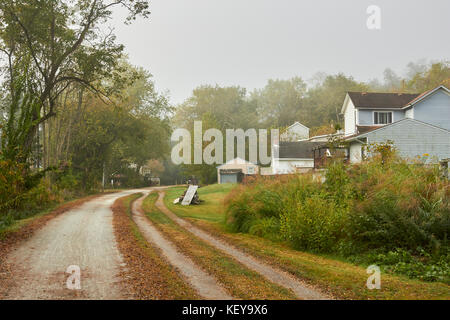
left=308, top=131, right=343, bottom=142
left=217, top=157, right=259, bottom=184
left=271, top=141, right=322, bottom=174
left=270, top=122, right=344, bottom=173
left=280, top=121, right=309, bottom=141
left=341, top=85, right=450, bottom=163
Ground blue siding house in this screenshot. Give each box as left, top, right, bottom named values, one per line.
left=341, top=85, right=450, bottom=163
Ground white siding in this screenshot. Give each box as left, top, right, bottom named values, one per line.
left=349, top=142, right=363, bottom=163
left=280, top=122, right=309, bottom=141
left=405, top=107, right=414, bottom=119
left=272, top=159, right=314, bottom=174
left=344, top=98, right=356, bottom=136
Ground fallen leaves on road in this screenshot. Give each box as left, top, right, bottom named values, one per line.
left=0, top=193, right=106, bottom=299
left=112, top=194, right=199, bottom=300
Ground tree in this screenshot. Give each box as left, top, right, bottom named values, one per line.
left=382, top=68, right=402, bottom=91
left=405, top=61, right=450, bottom=92
left=173, top=85, right=264, bottom=184
left=0, top=0, right=150, bottom=162
left=251, top=77, right=307, bottom=127
left=67, top=63, right=172, bottom=191
left=174, top=85, right=256, bottom=130
left=304, top=73, right=368, bottom=128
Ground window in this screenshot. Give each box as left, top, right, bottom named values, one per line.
left=374, top=112, right=393, bottom=125
left=248, top=166, right=255, bottom=174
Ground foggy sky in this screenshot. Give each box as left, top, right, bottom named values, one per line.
left=111, top=0, right=450, bottom=104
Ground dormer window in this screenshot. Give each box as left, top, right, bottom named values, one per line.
left=373, top=111, right=393, bottom=125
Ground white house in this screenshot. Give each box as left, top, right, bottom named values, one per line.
left=280, top=121, right=309, bottom=141
left=271, top=141, right=322, bottom=174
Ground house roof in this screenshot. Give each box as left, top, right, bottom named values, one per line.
left=216, top=157, right=257, bottom=169
left=280, top=121, right=309, bottom=136
left=276, top=141, right=322, bottom=159
left=356, top=125, right=379, bottom=134
left=346, top=118, right=450, bottom=142
left=342, top=85, right=449, bottom=114
left=404, top=85, right=449, bottom=108
left=347, top=92, right=420, bottom=109
left=285, top=121, right=309, bottom=131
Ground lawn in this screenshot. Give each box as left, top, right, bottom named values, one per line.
left=163, top=183, right=450, bottom=300
left=164, top=184, right=234, bottom=223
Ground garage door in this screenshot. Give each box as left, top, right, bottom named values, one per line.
left=220, top=173, right=238, bottom=184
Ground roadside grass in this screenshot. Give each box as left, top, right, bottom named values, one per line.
left=142, top=192, right=297, bottom=299
left=0, top=206, right=60, bottom=238
left=113, top=193, right=198, bottom=299
left=164, top=184, right=450, bottom=300
left=164, top=184, right=233, bottom=223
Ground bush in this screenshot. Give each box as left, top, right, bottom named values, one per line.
left=280, top=195, right=347, bottom=252
left=0, top=159, right=28, bottom=211
left=0, top=159, right=62, bottom=229
left=225, top=156, right=450, bottom=281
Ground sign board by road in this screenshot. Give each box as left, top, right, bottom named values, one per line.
left=181, top=185, right=198, bottom=205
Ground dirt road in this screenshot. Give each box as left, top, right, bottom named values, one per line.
left=2, top=187, right=326, bottom=300
left=154, top=191, right=327, bottom=300
left=3, top=190, right=142, bottom=300
left=131, top=192, right=232, bottom=299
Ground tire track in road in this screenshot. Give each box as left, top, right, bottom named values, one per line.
left=154, top=191, right=329, bottom=300
left=131, top=191, right=232, bottom=300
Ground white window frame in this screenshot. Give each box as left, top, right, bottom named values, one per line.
left=373, top=111, right=393, bottom=125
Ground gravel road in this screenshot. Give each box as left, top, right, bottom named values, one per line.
left=4, top=190, right=142, bottom=300
left=131, top=191, right=232, bottom=299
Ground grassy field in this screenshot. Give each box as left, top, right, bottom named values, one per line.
left=163, top=184, right=450, bottom=300
left=164, top=184, right=234, bottom=223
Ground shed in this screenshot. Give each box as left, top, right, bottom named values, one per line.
left=217, top=157, right=259, bottom=184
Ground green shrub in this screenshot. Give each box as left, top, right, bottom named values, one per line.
left=280, top=195, right=348, bottom=252
left=225, top=155, right=450, bottom=282
left=0, top=159, right=63, bottom=230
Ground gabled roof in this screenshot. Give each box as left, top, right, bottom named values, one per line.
left=217, top=157, right=257, bottom=169
left=346, top=118, right=450, bottom=142
left=341, top=85, right=450, bottom=114
left=347, top=92, right=420, bottom=109
left=356, top=125, right=379, bottom=134
left=281, top=121, right=309, bottom=134
left=404, top=85, right=450, bottom=108
left=275, top=141, right=322, bottom=159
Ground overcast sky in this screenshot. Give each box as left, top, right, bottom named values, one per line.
left=111, top=0, right=450, bottom=104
